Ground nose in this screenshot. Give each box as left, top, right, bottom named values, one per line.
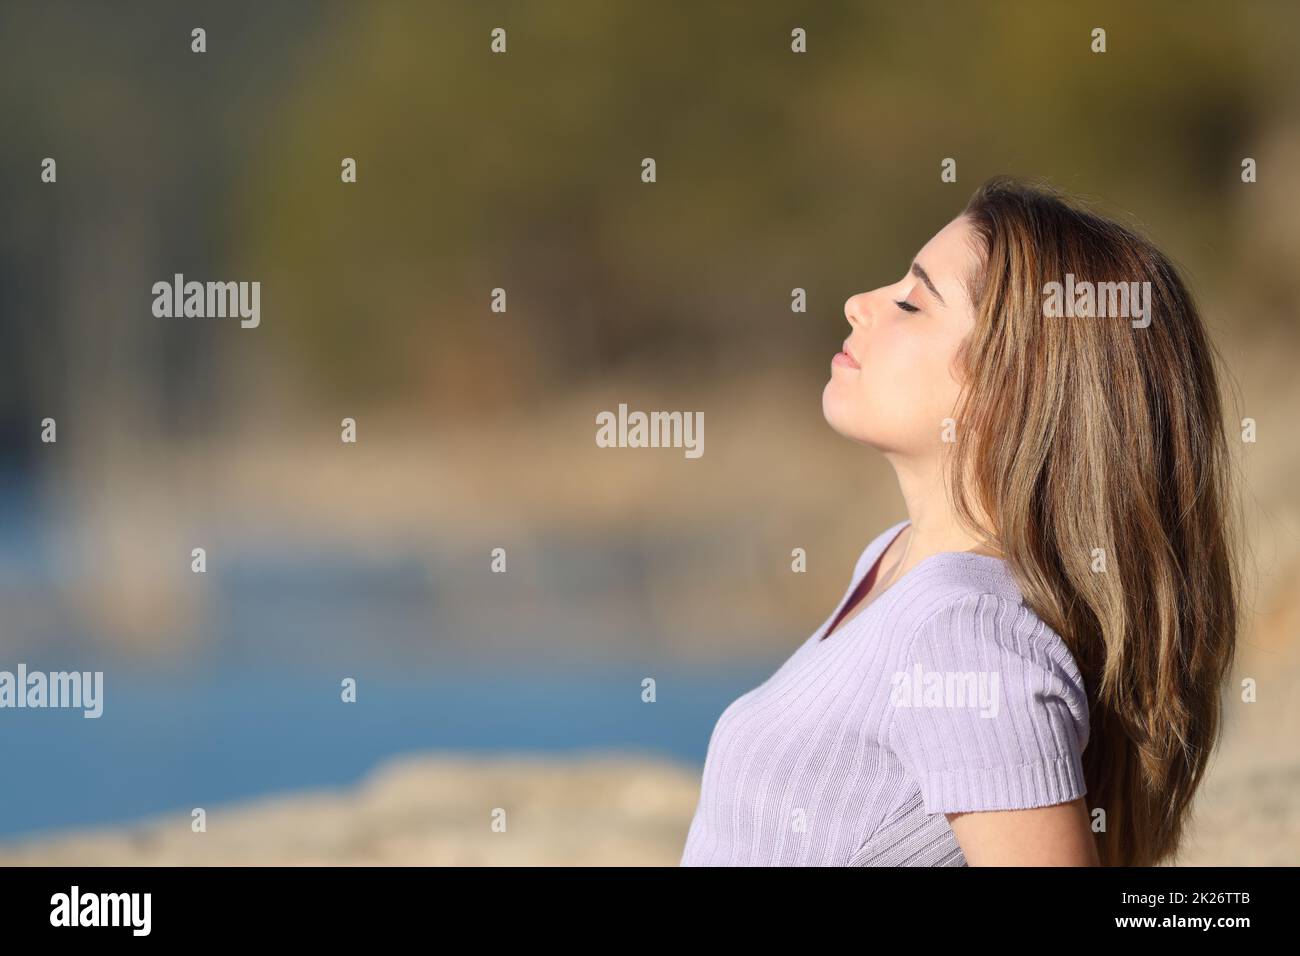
left=844, top=293, right=869, bottom=330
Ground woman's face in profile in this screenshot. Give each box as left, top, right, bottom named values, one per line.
left=823, top=214, right=983, bottom=458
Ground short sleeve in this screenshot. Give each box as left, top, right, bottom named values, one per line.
left=887, top=593, right=1090, bottom=815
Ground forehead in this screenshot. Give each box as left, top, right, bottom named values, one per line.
left=915, top=215, right=981, bottom=299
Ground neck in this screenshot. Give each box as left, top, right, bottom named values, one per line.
left=885, top=452, right=1000, bottom=573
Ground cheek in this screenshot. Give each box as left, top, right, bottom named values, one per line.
left=868, top=326, right=957, bottom=406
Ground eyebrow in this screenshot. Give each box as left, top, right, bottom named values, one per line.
left=911, top=261, right=946, bottom=306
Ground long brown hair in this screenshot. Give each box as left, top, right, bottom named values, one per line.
left=949, top=176, right=1241, bottom=866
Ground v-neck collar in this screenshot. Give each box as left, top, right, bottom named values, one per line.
left=815, top=521, right=1014, bottom=645
left=818, top=521, right=911, bottom=642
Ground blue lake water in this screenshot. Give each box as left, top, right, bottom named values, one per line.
left=0, top=477, right=786, bottom=841
left=0, top=663, right=774, bottom=840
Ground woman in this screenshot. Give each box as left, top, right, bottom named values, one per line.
left=679, top=176, right=1240, bottom=866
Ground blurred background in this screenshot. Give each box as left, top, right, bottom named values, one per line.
left=0, top=0, right=1297, bottom=864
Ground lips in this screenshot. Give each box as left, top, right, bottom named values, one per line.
left=833, top=340, right=861, bottom=370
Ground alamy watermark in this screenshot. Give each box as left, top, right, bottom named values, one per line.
left=891, top=665, right=1000, bottom=718
left=1043, top=273, right=1151, bottom=328
left=50, top=885, right=150, bottom=936
left=595, top=402, right=703, bottom=459
left=0, top=664, right=103, bottom=718
left=152, top=273, right=260, bottom=328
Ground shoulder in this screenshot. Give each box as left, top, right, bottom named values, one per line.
left=887, top=590, right=1091, bottom=815
left=903, top=589, right=1086, bottom=700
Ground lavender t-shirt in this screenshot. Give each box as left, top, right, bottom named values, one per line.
left=679, top=519, right=1090, bottom=866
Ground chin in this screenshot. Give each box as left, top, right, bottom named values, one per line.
left=822, top=387, right=895, bottom=450
left=821, top=383, right=864, bottom=442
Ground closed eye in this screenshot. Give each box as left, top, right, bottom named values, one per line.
left=895, top=299, right=920, bottom=313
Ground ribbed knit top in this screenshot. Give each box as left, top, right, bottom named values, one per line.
left=679, top=519, right=1091, bottom=866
